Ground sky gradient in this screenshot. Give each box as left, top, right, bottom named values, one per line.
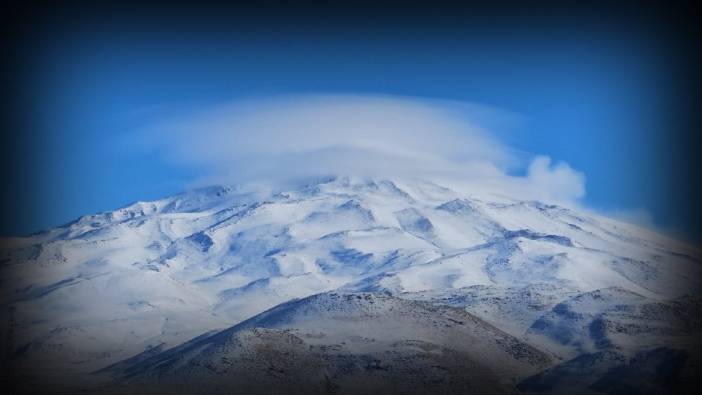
left=3, top=1, right=701, bottom=240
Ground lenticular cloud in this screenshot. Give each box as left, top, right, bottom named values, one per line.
left=147, top=94, right=585, bottom=206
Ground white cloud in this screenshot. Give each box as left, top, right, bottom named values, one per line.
left=526, top=156, right=585, bottom=202
left=604, top=207, right=655, bottom=228
left=146, top=94, right=586, bottom=206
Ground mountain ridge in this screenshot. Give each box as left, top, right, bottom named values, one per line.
left=1, top=176, right=700, bottom=393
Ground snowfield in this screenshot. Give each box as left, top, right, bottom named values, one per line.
left=1, top=176, right=700, bottom=394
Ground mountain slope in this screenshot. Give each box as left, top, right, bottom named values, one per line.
left=103, top=292, right=551, bottom=395
left=1, top=176, right=700, bottom=393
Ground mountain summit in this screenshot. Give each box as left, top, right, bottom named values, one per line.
left=1, top=176, right=700, bottom=394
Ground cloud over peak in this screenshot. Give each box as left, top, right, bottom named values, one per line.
left=147, top=94, right=586, bottom=205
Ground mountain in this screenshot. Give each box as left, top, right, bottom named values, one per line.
left=1, top=176, right=700, bottom=394
left=101, top=292, right=551, bottom=395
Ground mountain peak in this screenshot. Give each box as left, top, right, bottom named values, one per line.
left=2, top=178, right=700, bottom=394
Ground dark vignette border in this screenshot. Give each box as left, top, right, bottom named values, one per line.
left=1, top=1, right=701, bottom=393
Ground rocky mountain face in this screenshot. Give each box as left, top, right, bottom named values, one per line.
left=101, top=292, right=551, bottom=395
left=1, top=176, right=700, bottom=394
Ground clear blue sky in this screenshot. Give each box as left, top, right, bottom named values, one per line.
left=4, top=2, right=698, bottom=240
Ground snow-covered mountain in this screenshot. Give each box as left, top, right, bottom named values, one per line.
left=1, top=176, right=700, bottom=394
left=102, top=292, right=552, bottom=395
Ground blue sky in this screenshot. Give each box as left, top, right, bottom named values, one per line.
left=7, top=6, right=693, bottom=239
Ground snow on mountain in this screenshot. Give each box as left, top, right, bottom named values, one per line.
left=1, top=176, right=700, bottom=393
left=102, top=292, right=551, bottom=395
